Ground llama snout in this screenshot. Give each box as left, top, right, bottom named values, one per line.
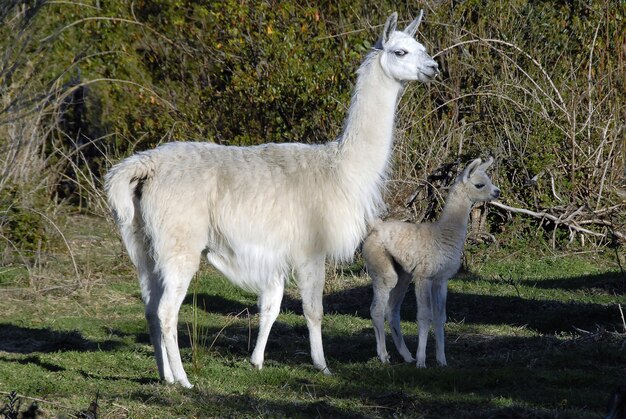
left=420, top=60, right=439, bottom=80
left=491, top=188, right=501, bottom=199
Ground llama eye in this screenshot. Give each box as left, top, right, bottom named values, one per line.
left=475, top=183, right=485, bottom=189
left=394, top=50, right=407, bottom=57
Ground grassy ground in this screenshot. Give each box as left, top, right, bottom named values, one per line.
left=1, top=214, right=624, bottom=418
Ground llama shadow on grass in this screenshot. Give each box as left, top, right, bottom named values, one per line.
left=447, top=291, right=621, bottom=334
left=0, top=323, right=122, bottom=354
left=178, top=293, right=366, bottom=364
left=315, top=270, right=624, bottom=335
left=455, top=270, right=625, bottom=294
left=0, top=354, right=66, bottom=373
left=527, top=271, right=624, bottom=294
left=183, top=293, right=257, bottom=316
left=173, top=271, right=622, bottom=366
left=0, top=324, right=125, bottom=379
left=78, top=369, right=159, bottom=385
left=177, top=292, right=374, bottom=365
left=185, top=290, right=373, bottom=318
left=128, top=387, right=370, bottom=418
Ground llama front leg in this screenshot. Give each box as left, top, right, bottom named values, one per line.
left=432, top=279, right=448, bottom=367
left=250, top=277, right=285, bottom=370
left=296, top=257, right=330, bottom=374
left=415, top=278, right=433, bottom=368
left=386, top=272, right=414, bottom=363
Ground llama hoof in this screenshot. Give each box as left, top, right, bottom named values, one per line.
left=162, top=371, right=175, bottom=384
left=250, top=353, right=264, bottom=370
left=174, top=374, right=194, bottom=388
left=401, top=355, right=415, bottom=363
left=320, top=366, right=332, bottom=375
left=163, top=377, right=193, bottom=388
left=437, top=360, right=447, bottom=367
left=179, top=379, right=194, bottom=389
left=416, top=362, right=426, bottom=369
left=378, top=354, right=391, bottom=364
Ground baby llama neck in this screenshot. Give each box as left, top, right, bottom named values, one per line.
left=435, top=186, right=474, bottom=251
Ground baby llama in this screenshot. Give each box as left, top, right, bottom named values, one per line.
left=363, top=157, right=500, bottom=367
left=105, top=11, right=438, bottom=387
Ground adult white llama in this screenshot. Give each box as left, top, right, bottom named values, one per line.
left=363, top=157, right=500, bottom=368
left=105, top=11, right=438, bottom=388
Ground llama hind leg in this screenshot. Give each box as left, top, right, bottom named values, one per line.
left=386, top=272, right=414, bottom=363
left=144, top=279, right=173, bottom=384
left=370, top=280, right=392, bottom=363
left=415, top=278, right=434, bottom=368
left=250, top=276, right=285, bottom=370
left=432, top=279, right=448, bottom=367
left=154, top=256, right=199, bottom=388
left=136, top=246, right=174, bottom=383
left=296, top=256, right=330, bottom=374
left=366, top=253, right=399, bottom=364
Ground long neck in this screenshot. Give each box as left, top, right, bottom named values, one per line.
left=337, top=51, right=403, bottom=179
left=435, top=187, right=473, bottom=250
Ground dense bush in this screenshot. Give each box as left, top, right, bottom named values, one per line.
left=0, top=0, right=623, bottom=251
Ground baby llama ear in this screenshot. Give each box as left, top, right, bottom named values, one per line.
left=477, top=156, right=494, bottom=172
left=403, top=10, right=424, bottom=38
left=462, top=158, right=482, bottom=183
left=380, top=12, right=398, bottom=47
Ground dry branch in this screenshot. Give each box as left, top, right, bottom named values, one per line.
left=488, top=201, right=625, bottom=242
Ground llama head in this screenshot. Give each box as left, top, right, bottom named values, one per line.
left=376, top=11, right=439, bottom=83
left=458, top=156, right=501, bottom=203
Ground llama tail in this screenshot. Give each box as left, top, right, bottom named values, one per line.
left=104, top=153, right=154, bottom=225
left=104, top=153, right=155, bottom=266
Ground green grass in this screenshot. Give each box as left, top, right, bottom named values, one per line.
left=0, top=216, right=624, bottom=418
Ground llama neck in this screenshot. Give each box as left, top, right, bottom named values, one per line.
left=435, top=187, right=473, bottom=249
left=337, top=51, right=403, bottom=178
left=321, top=51, right=403, bottom=261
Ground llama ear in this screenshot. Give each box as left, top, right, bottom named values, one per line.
left=380, top=12, right=398, bottom=47
left=462, top=158, right=482, bottom=183
left=477, top=156, right=494, bottom=172
left=403, top=10, right=424, bottom=37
